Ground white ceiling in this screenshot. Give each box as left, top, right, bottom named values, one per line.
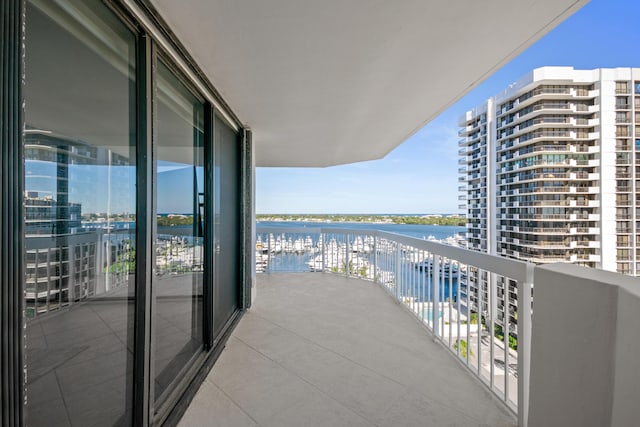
left=150, top=0, right=588, bottom=167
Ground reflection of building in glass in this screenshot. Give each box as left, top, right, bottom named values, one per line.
left=25, top=193, right=82, bottom=235
left=24, top=132, right=134, bottom=318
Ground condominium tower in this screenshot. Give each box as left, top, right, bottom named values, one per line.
left=459, top=67, right=640, bottom=275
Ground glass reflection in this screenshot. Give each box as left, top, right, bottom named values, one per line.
left=24, top=0, right=136, bottom=425
left=153, top=61, right=205, bottom=405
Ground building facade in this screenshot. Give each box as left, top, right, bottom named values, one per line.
left=460, top=67, right=640, bottom=272
left=459, top=67, right=640, bottom=329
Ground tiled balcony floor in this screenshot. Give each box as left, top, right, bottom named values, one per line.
left=180, top=273, right=516, bottom=427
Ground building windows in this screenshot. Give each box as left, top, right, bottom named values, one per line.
left=616, top=111, right=630, bottom=123
left=616, top=125, right=630, bottom=137
left=616, top=96, right=630, bottom=109
left=615, top=81, right=629, bottom=94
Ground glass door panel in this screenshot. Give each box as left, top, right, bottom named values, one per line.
left=24, top=0, right=137, bottom=425
left=153, top=61, right=205, bottom=405
left=213, top=114, right=240, bottom=337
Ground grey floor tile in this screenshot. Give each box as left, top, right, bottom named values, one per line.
left=183, top=274, right=517, bottom=427
left=25, top=396, right=71, bottom=427
left=63, top=374, right=131, bottom=427
left=55, top=349, right=129, bottom=396
left=211, top=338, right=323, bottom=422
left=260, top=388, right=372, bottom=427
left=179, top=379, right=258, bottom=427
left=26, top=370, right=63, bottom=406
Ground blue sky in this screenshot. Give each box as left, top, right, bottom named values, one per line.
left=256, top=0, right=640, bottom=214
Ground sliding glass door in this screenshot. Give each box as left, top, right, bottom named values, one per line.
left=20, top=1, right=246, bottom=424
left=153, top=61, right=206, bottom=406
left=214, top=114, right=241, bottom=338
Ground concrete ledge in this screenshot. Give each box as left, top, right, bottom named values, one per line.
left=529, top=263, right=640, bottom=427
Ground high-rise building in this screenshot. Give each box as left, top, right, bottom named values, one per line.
left=459, top=67, right=640, bottom=332
left=460, top=67, right=640, bottom=274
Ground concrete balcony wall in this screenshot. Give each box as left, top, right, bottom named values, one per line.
left=528, top=264, right=640, bottom=427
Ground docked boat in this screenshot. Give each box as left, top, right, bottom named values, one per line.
left=415, top=258, right=459, bottom=278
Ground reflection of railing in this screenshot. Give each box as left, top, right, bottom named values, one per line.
left=25, top=228, right=135, bottom=318
left=256, top=226, right=532, bottom=421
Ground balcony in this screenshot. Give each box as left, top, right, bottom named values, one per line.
left=183, top=226, right=640, bottom=426
left=180, top=273, right=516, bottom=426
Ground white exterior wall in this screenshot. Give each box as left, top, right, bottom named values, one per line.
left=529, top=263, right=640, bottom=426
left=598, top=71, right=620, bottom=272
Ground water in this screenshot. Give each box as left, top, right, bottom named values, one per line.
left=83, top=219, right=465, bottom=241
left=257, top=220, right=464, bottom=240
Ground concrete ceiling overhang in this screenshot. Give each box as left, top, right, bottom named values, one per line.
left=149, top=0, right=588, bottom=167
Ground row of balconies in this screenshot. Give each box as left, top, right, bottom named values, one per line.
left=499, top=237, right=600, bottom=249
left=460, top=156, right=487, bottom=167
left=500, top=190, right=600, bottom=201
left=500, top=104, right=596, bottom=130
left=497, top=144, right=599, bottom=162
left=506, top=213, right=600, bottom=221
left=496, top=88, right=596, bottom=118
left=458, top=134, right=487, bottom=147
left=497, top=248, right=601, bottom=264
left=497, top=158, right=599, bottom=174
left=497, top=120, right=597, bottom=143
left=500, top=114, right=595, bottom=132
left=501, top=226, right=600, bottom=235
left=498, top=199, right=599, bottom=208
left=498, top=171, right=598, bottom=185
left=505, top=130, right=599, bottom=148
left=498, top=101, right=597, bottom=122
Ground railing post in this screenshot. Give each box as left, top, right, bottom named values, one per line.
left=395, top=243, right=401, bottom=299
left=345, top=234, right=350, bottom=277
left=373, top=234, right=378, bottom=284
left=267, top=234, right=271, bottom=273
left=321, top=232, right=325, bottom=272
left=489, top=272, right=496, bottom=392
left=518, top=264, right=533, bottom=427
left=432, top=254, right=440, bottom=337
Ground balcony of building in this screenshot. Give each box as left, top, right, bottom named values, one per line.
left=180, top=273, right=515, bottom=427
left=179, top=227, right=640, bottom=427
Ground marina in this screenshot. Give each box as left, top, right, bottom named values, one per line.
left=256, top=221, right=464, bottom=270
left=256, top=221, right=466, bottom=303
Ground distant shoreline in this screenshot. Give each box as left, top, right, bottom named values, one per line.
left=257, top=214, right=465, bottom=226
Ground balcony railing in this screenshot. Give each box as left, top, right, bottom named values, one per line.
left=257, top=226, right=532, bottom=424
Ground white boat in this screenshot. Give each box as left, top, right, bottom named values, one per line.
left=293, top=238, right=305, bottom=254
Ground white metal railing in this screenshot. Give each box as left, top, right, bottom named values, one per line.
left=256, top=226, right=532, bottom=425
